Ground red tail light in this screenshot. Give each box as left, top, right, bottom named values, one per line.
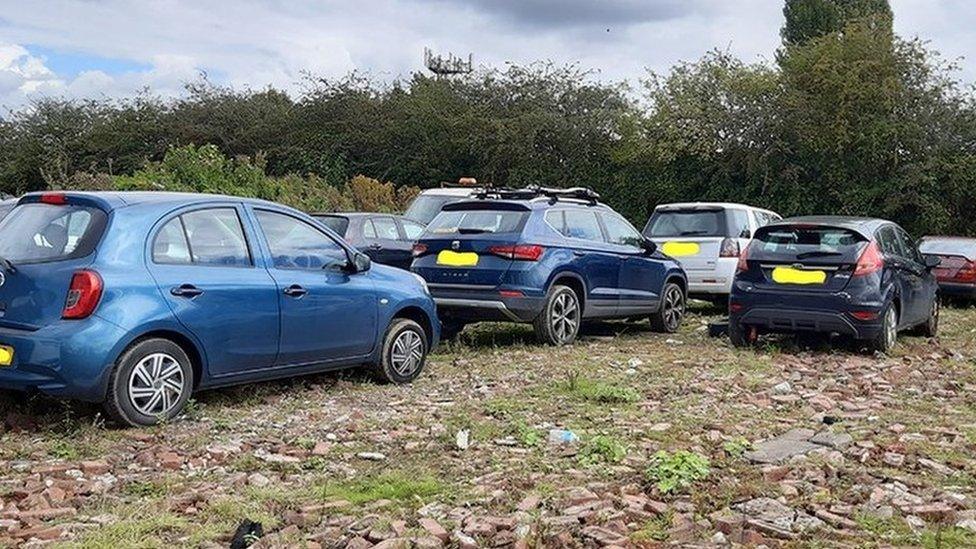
left=488, top=244, right=544, bottom=261
left=954, top=260, right=976, bottom=283
left=411, top=243, right=428, bottom=257
left=736, top=243, right=751, bottom=273
left=40, top=193, right=67, bottom=205
left=850, top=311, right=880, bottom=321
left=719, top=238, right=740, bottom=258
left=853, top=241, right=884, bottom=277
left=63, top=270, right=103, bottom=319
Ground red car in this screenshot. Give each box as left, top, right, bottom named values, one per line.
left=920, top=236, right=976, bottom=299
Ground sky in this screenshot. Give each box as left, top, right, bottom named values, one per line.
left=0, top=0, right=972, bottom=110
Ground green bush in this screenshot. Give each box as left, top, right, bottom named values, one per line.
left=645, top=450, right=710, bottom=494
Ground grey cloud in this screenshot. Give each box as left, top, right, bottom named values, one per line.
left=417, top=0, right=697, bottom=29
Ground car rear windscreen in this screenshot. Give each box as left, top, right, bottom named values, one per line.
left=0, top=203, right=107, bottom=263
left=316, top=215, right=349, bottom=236
left=920, top=238, right=976, bottom=261
left=405, top=195, right=461, bottom=225
left=750, top=225, right=867, bottom=263
left=426, top=209, right=527, bottom=236
left=644, top=209, right=727, bottom=238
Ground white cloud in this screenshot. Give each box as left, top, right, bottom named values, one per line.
left=0, top=0, right=971, bottom=110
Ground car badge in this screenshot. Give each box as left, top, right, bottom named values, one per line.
left=451, top=240, right=460, bottom=251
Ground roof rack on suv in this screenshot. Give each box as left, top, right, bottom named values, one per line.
left=474, top=186, right=601, bottom=205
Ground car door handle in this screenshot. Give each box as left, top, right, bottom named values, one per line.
left=283, top=285, right=308, bottom=298
left=368, top=243, right=382, bottom=250
left=573, top=251, right=586, bottom=257
left=170, top=284, right=203, bottom=298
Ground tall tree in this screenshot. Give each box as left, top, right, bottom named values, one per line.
left=782, top=0, right=892, bottom=46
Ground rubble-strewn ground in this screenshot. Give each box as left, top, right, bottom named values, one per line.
left=2, top=304, right=976, bottom=548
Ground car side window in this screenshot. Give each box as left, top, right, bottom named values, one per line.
left=896, top=228, right=923, bottom=264
left=728, top=209, right=751, bottom=237
left=153, top=208, right=251, bottom=267
left=371, top=217, right=399, bottom=239
left=876, top=226, right=899, bottom=257
left=601, top=213, right=643, bottom=248
left=255, top=210, right=349, bottom=270
left=545, top=210, right=567, bottom=235
left=363, top=220, right=377, bottom=239
left=562, top=210, right=604, bottom=242
left=401, top=220, right=425, bottom=240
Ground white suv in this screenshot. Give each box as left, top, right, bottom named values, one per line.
left=643, top=202, right=781, bottom=304
left=404, top=184, right=482, bottom=225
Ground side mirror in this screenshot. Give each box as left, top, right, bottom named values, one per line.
left=641, top=238, right=657, bottom=255
left=350, top=252, right=372, bottom=273
left=924, top=255, right=941, bottom=269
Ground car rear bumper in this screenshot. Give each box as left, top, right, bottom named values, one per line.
left=731, top=307, right=882, bottom=339
left=430, top=285, right=544, bottom=323
left=0, top=315, right=126, bottom=402
left=685, top=258, right=736, bottom=296
left=938, top=281, right=976, bottom=297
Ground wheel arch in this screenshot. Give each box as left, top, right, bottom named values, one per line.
left=548, top=270, right=587, bottom=312
left=114, top=327, right=208, bottom=392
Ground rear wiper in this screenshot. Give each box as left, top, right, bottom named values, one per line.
left=796, top=250, right=843, bottom=259
left=678, top=230, right=708, bottom=236
left=0, top=255, right=16, bottom=274
left=458, top=228, right=491, bottom=235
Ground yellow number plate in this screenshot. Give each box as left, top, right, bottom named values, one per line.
left=662, top=241, right=700, bottom=257
left=0, top=345, right=13, bottom=367
left=772, top=267, right=827, bottom=285
left=436, top=250, right=479, bottom=267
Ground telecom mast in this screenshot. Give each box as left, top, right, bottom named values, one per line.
left=424, top=48, right=473, bottom=77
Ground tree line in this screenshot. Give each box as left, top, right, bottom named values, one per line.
left=1, top=0, right=974, bottom=236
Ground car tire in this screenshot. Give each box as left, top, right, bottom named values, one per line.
left=650, top=282, right=685, bottom=333
left=869, top=304, right=898, bottom=353
left=533, top=284, right=581, bottom=346
left=913, top=297, right=940, bottom=338
left=371, top=318, right=429, bottom=384
left=103, top=338, right=194, bottom=427
left=728, top=318, right=755, bottom=348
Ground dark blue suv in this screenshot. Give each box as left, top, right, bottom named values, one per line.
left=730, top=216, right=940, bottom=352
left=411, top=188, right=687, bottom=345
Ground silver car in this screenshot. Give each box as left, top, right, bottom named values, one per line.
left=643, top=202, right=781, bottom=305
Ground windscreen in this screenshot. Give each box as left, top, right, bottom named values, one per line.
left=316, top=216, right=350, bottom=236
left=920, top=238, right=976, bottom=260
left=426, top=209, right=527, bottom=236
left=644, top=209, right=726, bottom=237
left=750, top=225, right=867, bottom=263
left=404, top=195, right=459, bottom=225
left=0, top=203, right=106, bottom=263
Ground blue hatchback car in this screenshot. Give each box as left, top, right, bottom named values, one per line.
left=729, top=216, right=940, bottom=352
left=0, top=192, right=439, bottom=426
left=411, top=188, right=687, bottom=345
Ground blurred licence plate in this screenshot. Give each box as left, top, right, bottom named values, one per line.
left=772, top=266, right=826, bottom=285
left=437, top=250, right=479, bottom=267
left=0, top=345, right=13, bottom=367
left=662, top=241, right=700, bottom=257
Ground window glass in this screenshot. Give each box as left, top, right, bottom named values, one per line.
left=256, top=210, right=348, bottom=270
left=315, top=216, right=349, bottom=237
left=602, top=213, right=643, bottom=248
left=751, top=225, right=867, bottom=263
left=544, top=210, right=566, bottom=235
left=371, top=217, right=399, bottom=239
left=427, top=209, right=526, bottom=235
left=563, top=210, right=604, bottom=242
left=877, top=226, right=899, bottom=256
left=180, top=209, right=251, bottom=267
left=728, top=209, right=751, bottom=237
left=0, top=203, right=106, bottom=263
left=153, top=218, right=192, bottom=264
left=644, top=209, right=725, bottom=237
left=363, top=220, right=377, bottom=238
left=401, top=220, right=425, bottom=240
left=896, top=228, right=922, bottom=263
left=404, top=195, right=463, bottom=225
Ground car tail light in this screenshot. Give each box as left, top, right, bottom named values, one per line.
left=729, top=302, right=745, bottom=313
left=412, top=243, right=428, bottom=257
left=63, top=270, right=103, bottom=319
left=850, top=311, right=880, bottom=321
left=499, top=290, right=524, bottom=298
left=40, top=193, right=67, bottom=205
left=853, top=241, right=884, bottom=277
left=719, top=237, right=740, bottom=258
left=955, top=260, right=976, bottom=283
left=488, top=244, right=544, bottom=261
left=736, top=243, right=751, bottom=273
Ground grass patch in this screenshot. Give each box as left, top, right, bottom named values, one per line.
left=645, top=450, right=710, bottom=494
left=314, top=472, right=444, bottom=505
left=578, top=435, right=627, bottom=467
left=563, top=375, right=640, bottom=404
left=61, top=506, right=187, bottom=548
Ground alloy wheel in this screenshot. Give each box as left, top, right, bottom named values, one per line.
left=884, top=307, right=897, bottom=349
left=550, top=291, right=580, bottom=343
left=127, top=353, right=185, bottom=417
left=390, top=329, right=424, bottom=377
left=663, top=285, right=685, bottom=331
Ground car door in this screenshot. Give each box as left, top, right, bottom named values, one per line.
left=394, top=218, right=426, bottom=270
left=361, top=216, right=403, bottom=267
left=894, top=227, right=935, bottom=324
left=600, top=211, right=665, bottom=314
left=147, top=205, right=280, bottom=377
left=547, top=208, right=621, bottom=317
left=251, top=208, right=378, bottom=366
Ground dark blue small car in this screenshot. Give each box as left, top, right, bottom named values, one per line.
left=0, top=192, right=439, bottom=426
left=729, top=216, right=940, bottom=352
left=411, top=188, right=687, bottom=344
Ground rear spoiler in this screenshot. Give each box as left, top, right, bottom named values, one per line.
left=442, top=200, right=531, bottom=212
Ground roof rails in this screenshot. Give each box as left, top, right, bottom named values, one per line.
left=473, top=186, right=601, bottom=205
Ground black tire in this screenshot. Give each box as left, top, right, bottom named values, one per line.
left=103, top=338, right=194, bottom=427
left=533, top=284, right=581, bottom=346
left=868, top=304, right=898, bottom=354
left=912, top=297, right=939, bottom=338
left=371, top=318, right=429, bottom=384
left=728, top=318, right=754, bottom=348
left=650, top=282, right=685, bottom=333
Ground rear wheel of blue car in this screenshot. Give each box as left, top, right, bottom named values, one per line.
left=104, top=338, right=194, bottom=427
left=373, top=318, right=428, bottom=384
left=534, top=285, right=581, bottom=346
left=650, top=282, right=685, bottom=333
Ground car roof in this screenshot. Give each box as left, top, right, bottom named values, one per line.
left=655, top=202, right=765, bottom=211
left=418, top=188, right=480, bottom=197
left=767, top=215, right=892, bottom=236
left=443, top=197, right=611, bottom=212
left=21, top=191, right=284, bottom=211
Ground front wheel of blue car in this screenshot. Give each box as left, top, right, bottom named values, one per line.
left=104, top=338, right=194, bottom=427
left=372, top=318, right=429, bottom=384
